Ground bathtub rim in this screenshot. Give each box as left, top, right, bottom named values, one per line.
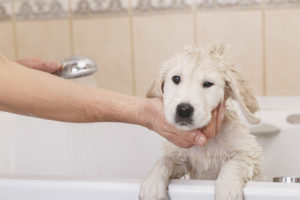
left=0, top=175, right=300, bottom=200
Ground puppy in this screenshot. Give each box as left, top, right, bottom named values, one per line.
left=139, top=44, right=263, bottom=200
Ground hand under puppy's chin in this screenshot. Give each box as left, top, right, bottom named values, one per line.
left=172, top=116, right=212, bottom=132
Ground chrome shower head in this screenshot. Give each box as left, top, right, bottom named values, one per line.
left=57, top=56, right=98, bottom=79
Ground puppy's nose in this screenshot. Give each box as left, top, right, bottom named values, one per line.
left=176, top=103, right=194, bottom=119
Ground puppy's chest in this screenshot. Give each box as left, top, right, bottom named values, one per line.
left=187, top=141, right=231, bottom=180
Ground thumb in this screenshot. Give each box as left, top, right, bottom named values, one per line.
left=46, top=61, right=62, bottom=73
left=193, top=132, right=207, bottom=146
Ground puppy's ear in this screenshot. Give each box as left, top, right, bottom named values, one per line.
left=146, top=74, right=165, bottom=98
left=225, top=67, right=260, bottom=124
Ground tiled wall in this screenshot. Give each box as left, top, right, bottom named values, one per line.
left=0, top=0, right=300, bottom=96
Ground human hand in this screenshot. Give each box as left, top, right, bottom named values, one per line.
left=202, top=101, right=226, bottom=139
left=17, top=58, right=62, bottom=73
left=140, top=98, right=225, bottom=148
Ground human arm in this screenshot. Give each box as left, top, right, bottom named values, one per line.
left=0, top=53, right=224, bottom=148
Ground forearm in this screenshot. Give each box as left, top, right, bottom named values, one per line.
left=0, top=53, right=146, bottom=125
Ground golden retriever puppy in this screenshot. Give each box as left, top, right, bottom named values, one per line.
left=139, top=44, right=263, bottom=200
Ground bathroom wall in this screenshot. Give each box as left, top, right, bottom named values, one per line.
left=0, top=0, right=300, bottom=96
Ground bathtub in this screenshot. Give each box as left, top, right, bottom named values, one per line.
left=0, top=96, right=299, bottom=199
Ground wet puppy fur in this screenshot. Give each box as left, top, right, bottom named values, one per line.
left=139, top=44, right=263, bottom=200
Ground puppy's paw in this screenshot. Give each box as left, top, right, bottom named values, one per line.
left=215, top=182, right=244, bottom=200
left=139, top=178, right=169, bottom=200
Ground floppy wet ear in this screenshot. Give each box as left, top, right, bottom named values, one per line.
left=225, top=68, right=260, bottom=124
left=146, top=75, right=165, bottom=98
left=146, top=60, right=171, bottom=98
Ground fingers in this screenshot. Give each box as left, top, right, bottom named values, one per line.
left=163, top=127, right=207, bottom=148
left=201, top=101, right=226, bottom=139
left=44, top=61, right=62, bottom=73
left=185, top=130, right=207, bottom=146
left=163, top=131, right=193, bottom=148
left=193, top=131, right=207, bottom=146
left=16, top=58, right=62, bottom=73
left=216, top=101, right=226, bottom=134
left=202, top=109, right=217, bottom=139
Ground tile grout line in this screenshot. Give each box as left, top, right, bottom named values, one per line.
left=193, top=0, right=198, bottom=45
left=261, top=7, right=266, bottom=96
left=10, top=0, right=19, bottom=60
left=9, top=0, right=16, bottom=176
left=193, top=13, right=198, bottom=45
left=128, top=0, right=137, bottom=96
left=68, top=0, right=75, bottom=56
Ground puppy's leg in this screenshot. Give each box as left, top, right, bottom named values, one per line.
left=139, top=156, right=187, bottom=200
left=215, top=155, right=258, bottom=200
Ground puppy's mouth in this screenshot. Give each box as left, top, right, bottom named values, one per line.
left=175, top=117, right=193, bottom=126
left=178, top=122, right=191, bottom=126
left=174, top=118, right=195, bottom=131
left=174, top=115, right=211, bottom=131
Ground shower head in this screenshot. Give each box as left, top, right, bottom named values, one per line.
left=57, top=55, right=98, bottom=79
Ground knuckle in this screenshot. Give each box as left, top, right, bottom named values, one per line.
left=188, top=132, right=197, bottom=142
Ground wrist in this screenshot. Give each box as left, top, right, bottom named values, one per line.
left=137, top=98, right=153, bottom=130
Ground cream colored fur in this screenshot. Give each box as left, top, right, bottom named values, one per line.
left=139, top=44, right=263, bottom=200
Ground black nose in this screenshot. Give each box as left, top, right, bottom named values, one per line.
left=176, top=103, right=194, bottom=119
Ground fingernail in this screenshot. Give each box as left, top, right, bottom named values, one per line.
left=195, top=134, right=205, bottom=146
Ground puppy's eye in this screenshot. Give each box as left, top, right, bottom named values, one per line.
left=203, top=81, right=214, bottom=88
left=172, top=76, right=180, bottom=84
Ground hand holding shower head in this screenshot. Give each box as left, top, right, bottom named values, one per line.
left=57, top=56, right=98, bottom=79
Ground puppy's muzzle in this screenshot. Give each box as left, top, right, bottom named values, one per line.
left=175, top=103, right=194, bottom=124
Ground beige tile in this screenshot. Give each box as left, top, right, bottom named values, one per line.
left=16, top=19, right=72, bottom=61
left=72, top=17, right=133, bottom=95
left=133, top=13, right=194, bottom=96
left=196, top=10, right=263, bottom=95
left=265, top=9, right=300, bottom=95
left=0, top=22, right=15, bottom=60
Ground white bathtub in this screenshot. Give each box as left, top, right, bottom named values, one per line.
left=0, top=96, right=299, bottom=199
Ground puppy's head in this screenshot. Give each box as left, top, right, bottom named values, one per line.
left=147, top=44, right=260, bottom=131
